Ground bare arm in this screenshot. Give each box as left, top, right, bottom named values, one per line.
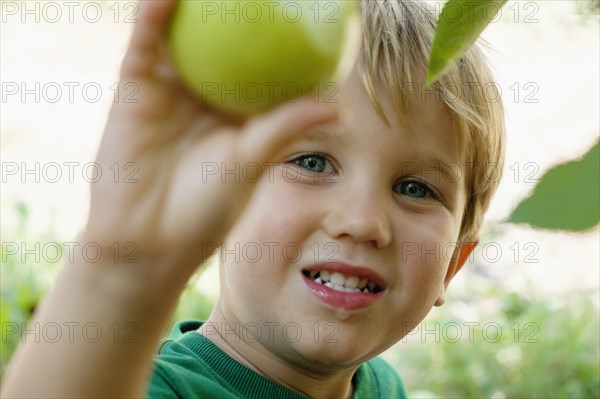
left=1, top=1, right=339, bottom=397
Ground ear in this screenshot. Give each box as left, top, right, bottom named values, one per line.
left=434, top=241, right=478, bottom=307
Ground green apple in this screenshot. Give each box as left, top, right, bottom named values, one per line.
left=168, top=0, right=360, bottom=117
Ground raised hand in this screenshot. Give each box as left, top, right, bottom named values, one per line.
left=86, top=0, right=341, bottom=276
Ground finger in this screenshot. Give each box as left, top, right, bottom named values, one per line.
left=121, top=0, right=178, bottom=79
left=239, top=100, right=341, bottom=164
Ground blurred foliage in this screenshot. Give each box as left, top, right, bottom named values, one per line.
left=389, top=290, right=600, bottom=398
left=427, top=0, right=508, bottom=86
left=577, top=0, right=600, bottom=14
left=508, top=140, right=600, bottom=232
left=0, top=203, right=60, bottom=379
left=170, top=270, right=214, bottom=326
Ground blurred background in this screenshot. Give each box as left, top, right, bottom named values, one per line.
left=1, top=0, right=598, bottom=397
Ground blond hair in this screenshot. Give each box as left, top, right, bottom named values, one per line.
left=358, top=0, right=506, bottom=244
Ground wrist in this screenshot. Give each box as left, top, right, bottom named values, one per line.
left=58, top=243, right=188, bottom=309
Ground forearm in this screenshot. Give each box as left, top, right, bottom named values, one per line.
left=1, top=253, right=188, bottom=398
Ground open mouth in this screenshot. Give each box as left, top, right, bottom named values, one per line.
left=302, top=269, right=384, bottom=294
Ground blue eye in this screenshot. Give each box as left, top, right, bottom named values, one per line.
left=395, top=181, right=431, bottom=198
left=292, top=153, right=333, bottom=173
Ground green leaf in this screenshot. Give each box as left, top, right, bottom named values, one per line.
left=427, top=0, right=508, bottom=86
left=508, top=141, right=600, bottom=232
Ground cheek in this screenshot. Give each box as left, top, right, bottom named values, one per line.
left=392, top=213, right=458, bottom=300
left=400, top=262, right=447, bottom=302
left=220, top=180, right=311, bottom=294
left=235, top=176, right=322, bottom=245
left=229, top=182, right=289, bottom=242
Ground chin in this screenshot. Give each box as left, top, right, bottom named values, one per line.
left=284, top=333, right=380, bottom=371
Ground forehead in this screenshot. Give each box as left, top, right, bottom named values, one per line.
left=335, top=69, right=461, bottom=165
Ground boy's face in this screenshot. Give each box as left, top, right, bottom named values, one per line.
left=217, top=68, right=471, bottom=371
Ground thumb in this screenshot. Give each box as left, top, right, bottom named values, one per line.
left=238, top=100, right=341, bottom=165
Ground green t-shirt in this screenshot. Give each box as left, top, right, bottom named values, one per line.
left=147, top=321, right=408, bottom=398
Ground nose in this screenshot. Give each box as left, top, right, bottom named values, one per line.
left=322, top=186, right=392, bottom=249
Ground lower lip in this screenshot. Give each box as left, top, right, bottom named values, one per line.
left=302, top=275, right=384, bottom=310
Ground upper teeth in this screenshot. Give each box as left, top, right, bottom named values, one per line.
left=306, top=270, right=379, bottom=293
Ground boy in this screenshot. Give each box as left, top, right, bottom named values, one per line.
left=1, top=0, right=505, bottom=397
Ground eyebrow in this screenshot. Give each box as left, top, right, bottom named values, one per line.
left=297, top=128, right=343, bottom=145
